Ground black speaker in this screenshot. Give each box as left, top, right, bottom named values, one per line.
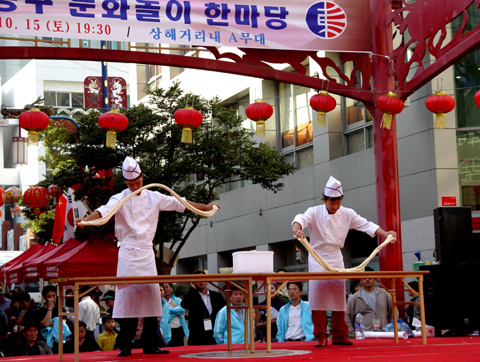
left=420, top=264, right=480, bottom=336
left=433, top=207, right=473, bottom=264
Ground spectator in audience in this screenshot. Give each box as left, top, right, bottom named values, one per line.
left=276, top=282, right=314, bottom=342
left=159, top=284, right=172, bottom=346
left=78, top=285, right=101, bottom=339
left=0, top=306, right=10, bottom=356
left=64, top=321, right=101, bottom=353
left=0, top=290, right=11, bottom=313
left=347, top=280, right=363, bottom=302
left=96, top=315, right=117, bottom=351
left=5, top=292, right=20, bottom=333
left=162, top=283, right=189, bottom=346
left=406, top=281, right=420, bottom=327
left=17, top=292, right=37, bottom=330
left=33, top=285, right=58, bottom=330
left=255, top=282, right=286, bottom=342
left=181, top=270, right=225, bottom=346
left=345, top=270, right=393, bottom=338
left=214, top=283, right=249, bottom=345
left=101, top=290, right=115, bottom=315
left=10, top=322, right=52, bottom=356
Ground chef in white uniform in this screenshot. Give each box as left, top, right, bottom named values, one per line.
left=75, top=156, right=218, bottom=357
left=291, top=176, right=396, bottom=347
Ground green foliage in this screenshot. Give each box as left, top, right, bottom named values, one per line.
left=27, top=82, right=296, bottom=273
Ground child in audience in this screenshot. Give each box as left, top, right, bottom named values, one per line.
left=96, top=315, right=117, bottom=351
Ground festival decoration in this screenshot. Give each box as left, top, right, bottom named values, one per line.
left=97, top=110, right=129, bottom=149
left=309, top=91, right=336, bottom=127
left=0, top=187, right=5, bottom=218
left=245, top=100, right=274, bottom=136
left=18, top=110, right=50, bottom=146
left=425, top=91, right=455, bottom=129
left=474, top=90, right=480, bottom=108
left=23, top=186, right=50, bottom=215
left=377, top=92, right=405, bottom=129
left=48, top=184, right=63, bottom=204
left=5, top=186, right=22, bottom=216
left=174, top=107, right=203, bottom=143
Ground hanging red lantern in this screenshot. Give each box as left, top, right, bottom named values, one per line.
left=245, top=100, right=274, bottom=136
left=19, top=110, right=50, bottom=146
left=70, top=183, right=82, bottom=191
left=5, top=186, right=22, bottom=216
left=23, top=186, right=50, bottom=215
left=174, top=107, right=203, bottom=143
left=425, top=91, right=455, bottom=129
left=98, top=110, right=129, bottom=149
left=48, top=184, right=63, bottom=204
left=377, top=92, right=405, bottom=129
left=309, top=91, right=336, bottom=127
left=475, top=90, right=480, bottom=108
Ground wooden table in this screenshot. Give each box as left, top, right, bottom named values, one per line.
left=53, top=270, right=429, bottom=362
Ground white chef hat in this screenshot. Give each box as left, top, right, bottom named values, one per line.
left=122, top=156, right=142, bottom=180
left=324, top=176, right=343, bottom=197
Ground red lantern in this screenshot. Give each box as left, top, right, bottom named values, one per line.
left=98, top=110, right=129, bottom=149
left=48, top=184, right=63, bottom=204
left=174, top=107, right=203, bottom=143
left=19, top=110, right=50, bottom=146
left=425, top=91, right=455, bottom=129
left=5, top=186, right=22, bottom=216
left=475, top=90, right=480, bottom=108
left=309, top=91, right=336, bottom=127
left=23, top=186, right=50, bottom=215
left=245, top=100, right=274, bottom=136
left=377, top=92, right=405, bottom=130
left=70, top=183, right=82, bottom=191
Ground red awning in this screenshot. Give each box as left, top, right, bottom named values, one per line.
left=5, top=244, right=56, bottom=284
left=22, top=238, right=82, bottom=280
left=42, top=239, right=118, bottom=280
left=1, top=243, right=43, bottom=284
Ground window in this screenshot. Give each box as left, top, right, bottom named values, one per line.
left=343, top=99, right=373, bottom=155
left=278, top=82, right=313, bottom=169
left=44, top=91, right=84, bottom=108
left=452, top=4, right=480, bottom=210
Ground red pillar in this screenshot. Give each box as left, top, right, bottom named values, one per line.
left=369, top=0, right=404, bottom=308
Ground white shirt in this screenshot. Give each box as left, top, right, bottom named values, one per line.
left=199, top=289, right=212, bottom=315
left=78, top=296, right=100, bottom=332
left=285, top=304, right=304, bottom=340
left=97, top=188, right=185, bottom=318
left=293, top=205, right=378, bottom=311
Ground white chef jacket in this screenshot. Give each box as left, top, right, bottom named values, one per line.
left=97, top=188, right=185, bottom=318
left=292, top=205, right=378, bottom=311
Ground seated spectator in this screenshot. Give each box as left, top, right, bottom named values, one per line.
left=64, top=321, right=101, bottom=353
left=10, top=323, right=52, bottom=356
left=96, top=315, right=117, bottom=351
left=347, top=279, right=362, bottom=302
left=255, top=282, right=286, bottom=342
left=345, top=271, right=393, bottom=338
left=16, top=292, right=37, bottom=330
left=406, top=281, right=420, bottom=327
left=78, top=285, right=101, bottom=340
left=181, top=270, right=225, bottom=346
left=0, top=289, right=11, bottom=313
left=100, top=290, right=115, bottom=315
left=4, top=291, right=20, bottom=332
left=214, top=283, right=249, bottom=345
left=276, top=282, right=314, bottom=342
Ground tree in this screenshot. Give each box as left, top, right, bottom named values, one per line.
left=30, top=82, right=296, bottom=275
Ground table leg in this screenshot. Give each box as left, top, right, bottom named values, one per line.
left=248, top=278, right=255, bottom=353
left=74, top=283, right=80, bottom=362
left=266, top=277, right=272, bottom=353
left=392, top=278, right=399, bottom=344
left=418, top=275, right=427, bottom=344
left=58, top=284, right=64, bottom=361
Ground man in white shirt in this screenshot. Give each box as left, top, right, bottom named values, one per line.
left=276, top=282, right=314, bottom=342
left=78, top=285, right=101, bottom=339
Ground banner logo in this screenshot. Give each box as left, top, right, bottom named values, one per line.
left=306, top=1, right=347, bottom=39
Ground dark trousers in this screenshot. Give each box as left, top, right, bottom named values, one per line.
left=168, top=327, right=185, bottom=347
left=116, top=317, right=158, bottom=350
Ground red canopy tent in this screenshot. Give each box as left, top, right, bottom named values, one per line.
left=42, top=239, right=118, bottom=280
left=1, top=243, right=43, bottom=285
left=22, top=238, right=82, bottom=281
left=5, top=244, right=56, bottom=284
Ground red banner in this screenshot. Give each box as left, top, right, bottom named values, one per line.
left=84, top=76, right=127, bottom=109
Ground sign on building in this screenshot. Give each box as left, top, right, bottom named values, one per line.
left=84, top=76, right=127, bottom=109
